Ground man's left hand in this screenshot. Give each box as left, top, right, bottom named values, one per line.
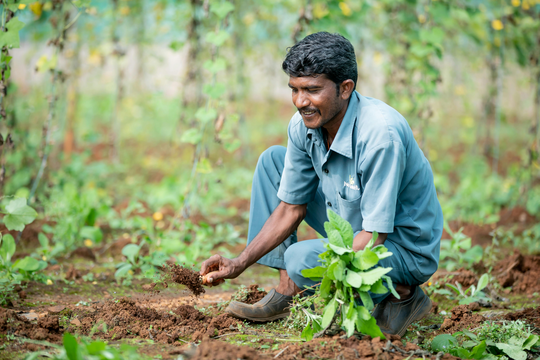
left=352, top=230, right=387, bottom=252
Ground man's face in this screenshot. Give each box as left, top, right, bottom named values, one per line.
left=288, top=75, right=347, bottom=130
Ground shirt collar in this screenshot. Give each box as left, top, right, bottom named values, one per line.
left=306, top=91, right=359, bottom=159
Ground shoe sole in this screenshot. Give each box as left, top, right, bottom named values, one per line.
left=226, top=309, right=290, bottom=322
left=395, top=296, right=432, bottom=337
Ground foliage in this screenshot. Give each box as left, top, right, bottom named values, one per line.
left=114, top=241, right=168, bottom=283
left=435, top=273, right=491, bottom=305
left=24, top=332, right=151, bottom=360
left=440, top=223, right=483, bottom=271
left=300, top=209, right=397, bottom=341
left=432, top=320, right=540, bottom=360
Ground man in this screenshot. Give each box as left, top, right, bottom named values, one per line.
left=200, top=32, right=443, bottom=336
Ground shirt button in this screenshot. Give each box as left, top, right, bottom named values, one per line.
left=327, top=202, right=332, bottom=207
left=324, top=169, right=329, bottom=174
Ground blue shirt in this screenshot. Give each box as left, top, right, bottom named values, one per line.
left=277, top=91, right=443, bottom=274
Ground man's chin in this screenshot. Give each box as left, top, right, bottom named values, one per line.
left=301, top=117, right=323, bottom=129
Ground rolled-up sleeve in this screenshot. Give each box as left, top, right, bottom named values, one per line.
left=359, top=141, right=406, bottom=233
left=277, top=120, right=319, bottom=205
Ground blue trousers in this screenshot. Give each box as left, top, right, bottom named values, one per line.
left=247, top=146, right=433, bottom=304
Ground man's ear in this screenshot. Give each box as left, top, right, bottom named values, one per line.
left=340, top=79, right=355, bottom=100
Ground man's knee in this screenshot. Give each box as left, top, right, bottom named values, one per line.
left=284, top=241, right=315, bottom=286
left=257, top=145, right=286, bottom=171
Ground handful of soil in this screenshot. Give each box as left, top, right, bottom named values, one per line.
left=144, top=264, right=206, bottom=297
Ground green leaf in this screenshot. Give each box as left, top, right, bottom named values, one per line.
left=359, top=284, right=371, bottom=292
left=468, top=340, right=487, bottom=359
left=327, top=209, right=354, bottom=247
left=210, top=1, right=234, bottom=19
left=320, top=276, right=332, bottom=298
left=0, top=234, right=16, bottom=263
left=301, top=323, right=314, bottom=341
left=327, top=242, right=350, bottom=255
left=203, top=58, right=227, bottom=73
left=343, top=305, right=356, bottom=337
left=0, top=17, right=25, bottom=49
left=223, top=139, right=241, bottom=153
left=382, top=276, right=399, bottom=299
left=121, top=244, right=140, bottom=264
left=431, top=334, right=458, bottom=352
left=327, top=228, right=345, bottom=248
left=366, top=231, right=378, bottom=249
left=115, top=263, right=132, bottom=279
left=203, top=82, right=226, bottom=99
left=361, top=267, right=392, bottom=285
left=333, top=260, right=345, bottom=281
left=523, top=335, right=539, bottom=350
left=301, top=266, right=326, bottom=280
left=359, top=291, right=374, bottom=311
left=476, top=273, right=489, bottom=293
left=370, top=279, right=388, bottom=294
left=14, top=256, right=40, bottom=271
left=180, top=128, right=202, bottom=145
left=495, top=343, right=527, bottom=360
left=196, top=158, right=213, bottom=174
left=321, top=298, right=337, bottom=329
left=38, top=233, right=49, bottom=249
left=352, top=247, right=379, bottom=270
left=205, top=30, right=230, bottom=46
left=356, top=315, right=384, bottom=339
left=345, top=270, right=363, bottom=288
left=63, top=333, right=81, bottom=360
left=357, top=306, right=371, bottom=320
left=80, top=226, right=103, bottom=243
left=195, top=107, right=218, bottom=124
left=3, top=198, right=37, bottom=231
left=86, top=341, right=107, bottom=355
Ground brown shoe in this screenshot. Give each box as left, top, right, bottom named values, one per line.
left=225, top=289, right=293, bottom=322
left=372, top=286, right=432, bottom=337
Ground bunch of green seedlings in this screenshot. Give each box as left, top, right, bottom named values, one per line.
left=440, top=222, right=483, bottom=271
left=434, top=273, right=491, bottom=305
left=431, top=320, right=539, bottom=360
left=24, top=332, right=150, bottom=360
left=300, top=209, right=398, bottom=341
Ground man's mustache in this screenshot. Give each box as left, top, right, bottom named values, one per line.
left=297, top=107, right=320, bottom=114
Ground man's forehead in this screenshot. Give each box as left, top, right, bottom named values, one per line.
left=288, top=74, right=330, bottom=87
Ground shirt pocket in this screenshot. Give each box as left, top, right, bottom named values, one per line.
left=336, top=191, right=363, bottom=231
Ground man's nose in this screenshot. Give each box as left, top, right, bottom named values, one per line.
left=294, top=91, right=310, bottom=109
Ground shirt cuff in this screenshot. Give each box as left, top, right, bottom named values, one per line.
left=362, top=220, right=394, bottom=234
left=277, top=188, right=314, bottom=205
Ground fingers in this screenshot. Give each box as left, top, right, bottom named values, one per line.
left=204, top=269, right=229, bottom=285
left=200, top=254, right=222, bottom=275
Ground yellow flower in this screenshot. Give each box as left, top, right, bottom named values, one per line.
left=428, top=282, right=432, bottom=286
left=84, top=239, right=93, bottom=247
left=46, top=279, right=53, bottom=285
left=511, top=0, right=520, bottom=6
left=119, top=6, right=130, bottom=15
left=152, top=212, right=164, bottom=221
left=42, top=256, right=47, bottom=261
left=339, top=2, right=352, bottom=17
left=313, top=3, right=329, bottom=19
left=18, top=4, right=26, bottom=9
left=418, top=14, right=427, bottom=23
left=492, top=19, right=504, bottom=31
left=523, top=0, right=530, bottom=9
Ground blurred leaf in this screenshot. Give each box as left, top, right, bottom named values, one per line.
left=210, top=1, right=234, bottom=19
left=3, top=198, right=37, bottom=231
left=180, top=128, right=202, bottom=145
left=121, top=244, right=140, bottom=264
left=205, top=30, right=230, bottom=46
left=14, top=256, right=40, bottom=271
left=0, top=17, right=24, bottom=49
left=196, top=158, right=213, bottom=174
left=195, top=108, right=217, bottom=123
left=203, top=82, right=226, bottom=99
left=0, top=234, right=16, bottom=263
left=203, top=58, right=227, bottom=73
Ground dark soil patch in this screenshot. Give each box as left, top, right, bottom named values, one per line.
left=432, top=268, right=477, bottom=288
left=493, top=253, right=540, bottom=294
left=439, top=304, right=485, bottom=334
left=0, top=307, right=62, bottom=343
left=68, top=298, right=240, bottom=343
left=166, top=264, right=205, bottom=297
left=242, top=284, right=267, bottom=304
left=504, top=307, right=540, bottom=328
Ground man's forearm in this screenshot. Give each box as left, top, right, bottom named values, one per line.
left=236, top=201, right=307, bottom=269
left=352, top=230, right=387, bottom=252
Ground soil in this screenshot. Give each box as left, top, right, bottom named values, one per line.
left=68, top=298, right=240, bottom=343
left=504, top=307, right=540, bottom=328
left=493, top=253, right=540, bottom=294
left=0, top=307, right=62, bottom=342
left=432, top=268, right=478, bottom=288
left=159, top=264, right=205, bottom=297
left=439, top=304, right=485, bottom=334
left=184, top=338, right=271, bottom=359
left=242, top=284, right=267, bottom=304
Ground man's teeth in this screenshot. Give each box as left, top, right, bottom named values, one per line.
left=303, top=111, right=315, bottom=115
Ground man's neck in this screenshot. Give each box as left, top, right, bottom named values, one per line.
left=322, top=99, right=350, bottom=148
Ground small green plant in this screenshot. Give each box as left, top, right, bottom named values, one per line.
left=432, top=320, right=539, bottom=360
left=300, top=209, right=398, bottom=341
left=435, top=273, right=490, bottom=305
left=115, top=241, right=168, bottom=283
left=286, top=292, right=321, bottom=332
left=440, top=222, right=483, bottom=271
left=24, top=332, right=150, bottom=360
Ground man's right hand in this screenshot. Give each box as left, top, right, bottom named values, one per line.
left=200, top=255, right=245, bottom=286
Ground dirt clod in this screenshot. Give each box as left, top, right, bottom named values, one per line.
left=494, top=253, right=540, bottom=294
left=165, top=264, right=205, bottom=297
left=242, top=284, right=267, bottom=304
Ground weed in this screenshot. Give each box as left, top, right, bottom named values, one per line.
left=440, top=222, right=483, bottom=271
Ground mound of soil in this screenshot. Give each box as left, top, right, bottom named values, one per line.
left=68, top=298, right=239, bottom=343
left=494, top=253, right=540, bottom=294
left=440, top=304, right=485, bottom=334
left=504, top=307, right=540, bottom=328
left=242, top=284, right=267, bottom=304
left=432, top=268, right=477, bottom=288
left=0, top=307, right=62, bottom=342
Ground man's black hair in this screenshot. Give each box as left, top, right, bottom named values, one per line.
left=282, top=32, right=357, bottom=95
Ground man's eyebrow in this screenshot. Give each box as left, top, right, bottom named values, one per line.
left=288, top=84, right=321, bottom=90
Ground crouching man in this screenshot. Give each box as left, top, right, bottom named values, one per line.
left=199, top=32, right=443, bottom=337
